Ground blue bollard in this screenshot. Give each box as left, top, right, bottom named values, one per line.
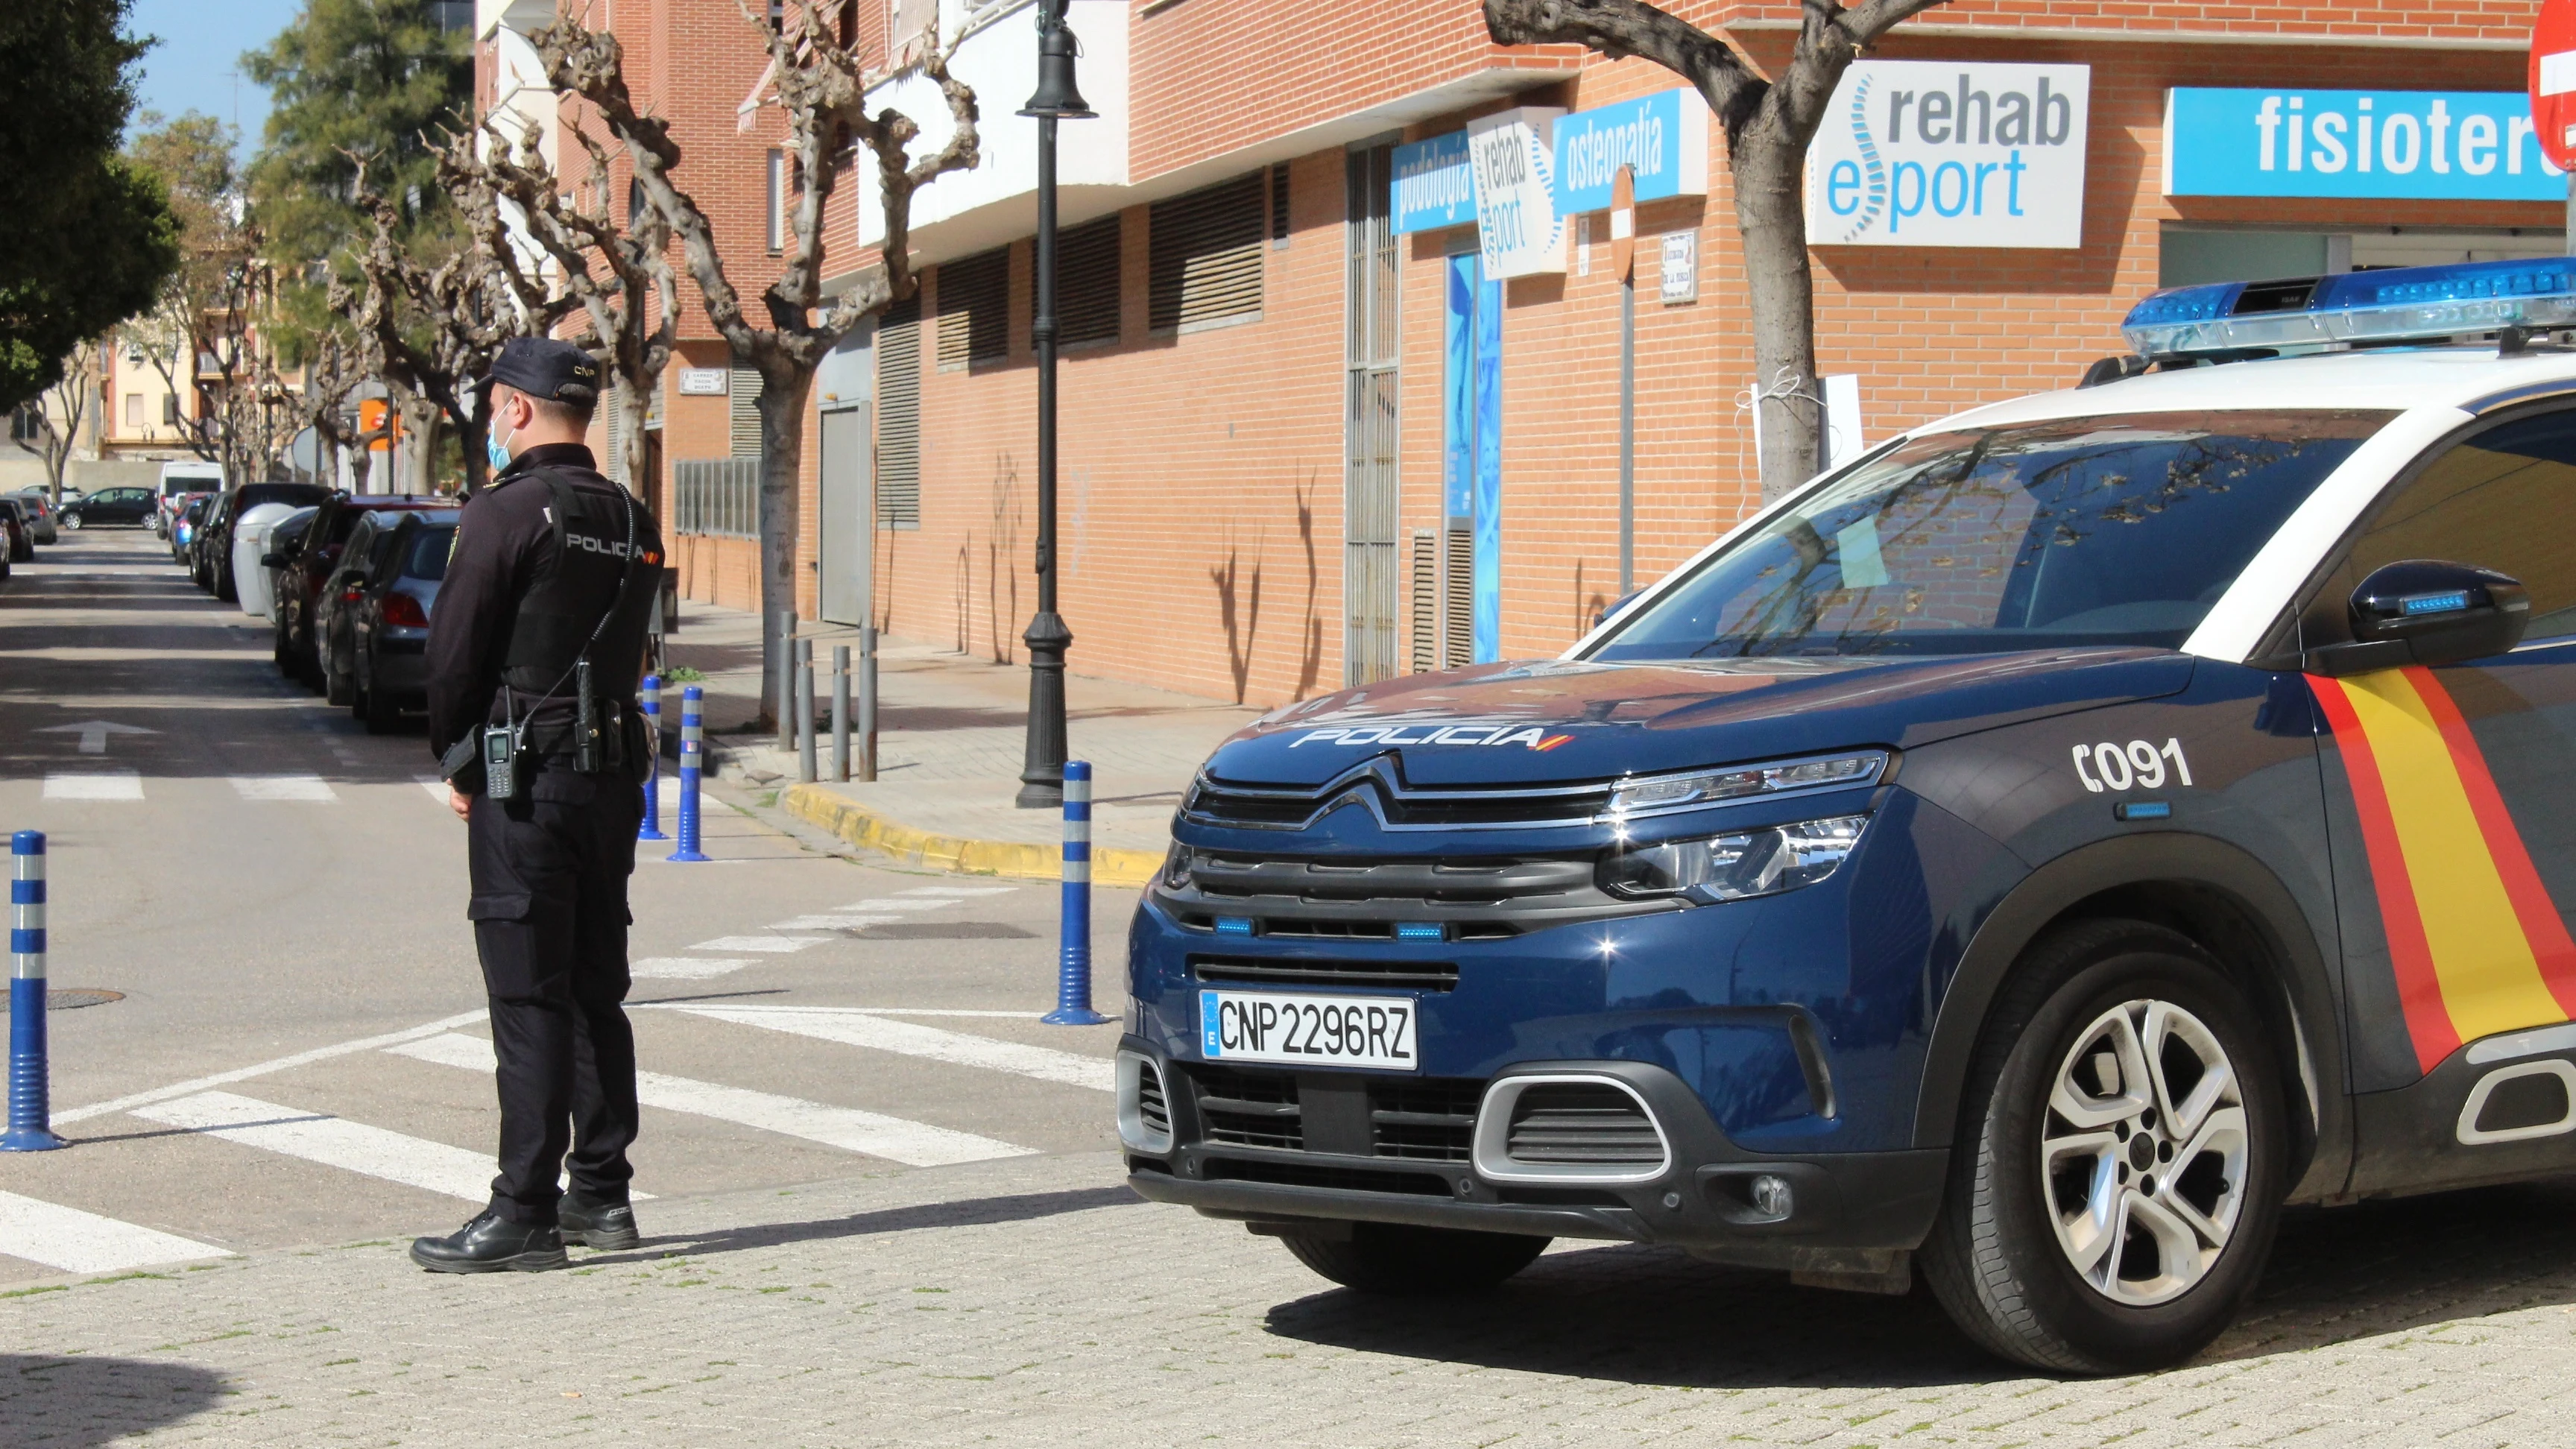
left=4, top=831, right=65, bottom=1151
left=637, top=675, right=669, bottom=842
left=1041, top=761, right=1108, bottom=1026
left=666, top=685, right=710, bottom=863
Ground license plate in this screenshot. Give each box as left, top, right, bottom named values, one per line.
left=1199, top=989, right=1419, bottom=1071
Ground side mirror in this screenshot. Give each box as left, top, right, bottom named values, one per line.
left=2305, top=559, right=2529, bottom=677
left=260, top=552, right=287, bottom=569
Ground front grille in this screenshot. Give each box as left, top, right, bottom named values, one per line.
left=1192, top=1065, right=1301, bottom=1150
left=1165, top=853, right=1675, bottom=942
left=1187, top=773, right=1611, bottom=831
left=1137, top=1061, right=1171, bottom=1138
left=1202, top=1158, right=1454, bottom=1196
left=1192, top=956, right=1460, bottom=993
left=1505, top=1084, right=1663, bottom=1164
left=1371, top=1077, right=1480, bottom=1161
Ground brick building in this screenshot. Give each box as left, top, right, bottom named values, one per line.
left=477, top=0, right=2558, bottom=710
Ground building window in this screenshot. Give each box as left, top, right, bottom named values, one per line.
left=888, top=0, right=935, bottom=55
left=765, top=150, right=787, bottom=254
left=124, top=394, right=142, bottom=428
left=162, top=394, right=181, bottom=426
left=935, top=248, right=1009, bottom=370
left=1271, top=162, right=1291, bottom=248
left=1058, top=214, right=1122, bottom=348
left=1149, top=173, right=1265, bottom=334
left=876, top=296, right=921, bottom=528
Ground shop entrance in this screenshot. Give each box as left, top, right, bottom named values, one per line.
left=1442, top=249, right=1502, bottom=666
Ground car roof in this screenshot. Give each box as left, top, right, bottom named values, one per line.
left=1931, top=344, right=2576, bottom=433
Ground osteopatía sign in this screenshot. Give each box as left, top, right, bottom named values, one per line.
left=1805, top=61, right=2091, bottom=249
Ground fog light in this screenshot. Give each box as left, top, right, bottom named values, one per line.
left=1749, top=1174, right=1794, bottom=1220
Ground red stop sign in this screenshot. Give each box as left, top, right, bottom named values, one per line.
left=2532, top=0, right=2576, bottom=171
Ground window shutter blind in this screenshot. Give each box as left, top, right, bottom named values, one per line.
left=1149, top=174, right=1264, bottom=333
left=604, top=382, right=628, bottom=482
left=936, top=249, right=1009, bottom=370
left=1058, top=214, right=1122, bottom=347
left=1410, top=530, right=1436, bottom=674
left=728, top=367, right=763, bottom=457
left=1270, top=163, right=1291, bottom=247
left=876, top=297, right=921, bottom=528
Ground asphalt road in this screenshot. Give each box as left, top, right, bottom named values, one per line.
left=0, top=526, right=1128, bottom=1284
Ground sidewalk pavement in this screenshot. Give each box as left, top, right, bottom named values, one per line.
left=662, top=599, right=1260, bottom=887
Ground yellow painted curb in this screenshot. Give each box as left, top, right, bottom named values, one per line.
left=779, top=782, right=1163, bottom=888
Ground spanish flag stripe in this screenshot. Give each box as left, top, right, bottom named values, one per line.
left=2311, top=675, right=2459, bottom=1072
left=2403, top=666, right=2576, bottom=1016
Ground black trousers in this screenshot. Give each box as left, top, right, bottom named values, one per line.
left=465, top=754, right=645, bottom=1226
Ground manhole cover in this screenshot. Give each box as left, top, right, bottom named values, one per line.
left=51, top=988, right=124, bottom=1010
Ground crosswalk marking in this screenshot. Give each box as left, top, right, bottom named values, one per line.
left=43, top=771, right=142, bottom=801
left=389, top=1034, right=1032, bottom=1167
left=130, top=1091, right=497, bottom=1202
left=231, top=774, right=336, bottom=801
left=764, top=915, right=903, bottom=931
left=898, top=886, right=1018, bottom=897
left=686, top=935, right=826, bottom=953
left=0, top=1190, right=233, bottom=1274
left=677, top=1007, right=1114, bottom=1092
left=417, top=777, right=452, bottom=803
left=631, top=956, right=754, bottom=979
left=833, top=898, right=953, bottom=912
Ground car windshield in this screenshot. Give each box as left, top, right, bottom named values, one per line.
left=403, top=526, right=456, bottom=580
left=1589, top=408, right=2395, bottom=660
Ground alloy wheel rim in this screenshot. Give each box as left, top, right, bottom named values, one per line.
left=2040, top=997, right=2249, bottom=1307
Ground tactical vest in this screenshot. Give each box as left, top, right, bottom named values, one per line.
left=496, top=468, right=664, bottom=706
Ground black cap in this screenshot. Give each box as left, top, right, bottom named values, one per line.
left=489, top=337, right=603, bottom=406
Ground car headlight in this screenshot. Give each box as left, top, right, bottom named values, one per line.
left=1607, top=752, right=1884, bottom=816
left=1600, top=814, right=1870, bottom=901
left=1161, top=843, right=1195, bottom=891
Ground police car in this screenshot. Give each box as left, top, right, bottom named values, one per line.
left=1120, top=255, right=2576, bottom=1372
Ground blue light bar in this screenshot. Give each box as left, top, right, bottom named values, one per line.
left=1213, top=917, right=1254, bottom=937
left=1395, top=922, right=1445, bottom=942
left=2121, top=256, right=2576, bottom=359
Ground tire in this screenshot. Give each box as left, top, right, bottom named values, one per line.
left=61, top=512, right=80, bottom=531
left=274, top=617, right=294, bottom=673
left=324, top=660, right=353, bottom=707
left=1919, top=920, right=2288, bottom=1374
left=1278, top=1222, right=1549, bottom=1296
left=359, top=671, right=401, bottom=734
left=215, top=564, right=237, bottom=603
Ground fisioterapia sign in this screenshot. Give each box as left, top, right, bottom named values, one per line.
left=1805, top=61, right=2091, bottom=248
left=2165, top=89, right=2567, bottom=200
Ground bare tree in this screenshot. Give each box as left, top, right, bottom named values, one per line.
left=534, top=2, right=979, bottom=726
left=31, top=341, right=98, bottom=500
left=455, top=120, right=678, bottom=494
left=1483, top=0, right=1948, bottom=499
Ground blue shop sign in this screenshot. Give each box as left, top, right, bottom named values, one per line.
left=2166, top=88, right=2567, bottom=201
left=1392, top=130, right=1475, bottom=236
left=1553, top=88, right=1710, bottom=214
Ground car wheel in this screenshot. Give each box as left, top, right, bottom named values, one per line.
left=1278, top=1222, right=1550, bottom=1296
left=1919, top=920, right=2286, bottom=1375
left=324, top=660, right=353, bottom=707
left=215, top=566, right=237, bottom=603
left=359, top=672, right=401, bottom=734
left=61, top=512, right=80, bottom=531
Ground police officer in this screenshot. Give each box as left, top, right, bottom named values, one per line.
left=412, top=337, right=665, bottom=1273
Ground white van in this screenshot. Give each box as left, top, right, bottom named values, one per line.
left=155, top=460, right=224, bottom=534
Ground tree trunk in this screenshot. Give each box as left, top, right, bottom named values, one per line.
left=398, top=396, right=440, bottom=495
left=754, top=360, right=814, bottom=733
left=1733, top=132, right=1821, bottom=502
left=614, top=379, right=651, bottom=499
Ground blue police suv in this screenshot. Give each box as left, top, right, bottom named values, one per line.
left=1121, top=255, right=2576, bottom=1371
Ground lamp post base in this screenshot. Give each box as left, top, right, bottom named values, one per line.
left=1017, top=610, right=1074, bottom=809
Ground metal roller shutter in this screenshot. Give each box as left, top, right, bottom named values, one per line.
left=876, top=296, right=921, bottom=530
left=937, top=248, right=1010, bottom=370
left=728, top=366, right=763, bottom=457
left=1149, top=173, right=1264, bottom=334
left=1058, top=214, right=1122, bottom=347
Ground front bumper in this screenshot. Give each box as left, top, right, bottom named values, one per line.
left=1117, top=1038, right=1943, bottom=1263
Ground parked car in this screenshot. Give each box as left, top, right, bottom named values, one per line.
left=194, top=482, right=334, bottom=601
left=316, top=509, right=426, bottom=707
left=274, top=495, right=446, bottom=686
left=60, top=486, right=157, bottom=529
left=347, top=511, right=460, bottom=732
left=171, top=494, right=213, bottom=564
left=0, top=500, right=31, bottom=563
left=10, top=492, right=58, bottom=545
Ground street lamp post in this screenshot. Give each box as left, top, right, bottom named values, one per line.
left=1015, top=0, right=1094, bottom=809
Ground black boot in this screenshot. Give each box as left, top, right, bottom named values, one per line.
left=409, top=1211, right=568, bottom=1274
left=558, top=1191, right=640, bottom=1250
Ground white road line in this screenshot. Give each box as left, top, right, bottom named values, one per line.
left=388, top=1035, right=1032, bottom=1167
left=676, top=1008, right=1114, bottom=1091
left=129, top=1091, right=497, bottom=1202
left=764, top=915, right=903, bottom=931
left=0, top=1191, right=233, bottom=1274
left=231, top=774, right=336, bottom=802
left=833, top=898, right=953, bottom=912
left=897, top=886, right=1018, bottom=897
left=55, top=1008, right=490, bottom=1126
left=629, top=1006, right=1045, bottom=1019
left=43, top=771, right=142, bottom=801
left=417, top=777, right=452, bottom=803
left=686, top=935, right=826, bottom=953
left=631, top=956, right=753, bottom=979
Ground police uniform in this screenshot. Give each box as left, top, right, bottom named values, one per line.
left=412, top=338, right=665, bottom=1274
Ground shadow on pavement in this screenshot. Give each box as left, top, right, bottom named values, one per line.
left=0, top=1354, right=229, bottom=1444
left=597, top=1186, right=1148, bottom=1263
left=1260, top=1177, right=2576, bottom=1387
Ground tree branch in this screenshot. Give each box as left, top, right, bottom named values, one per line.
left=1482, top=0, right=1765, bottom=136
